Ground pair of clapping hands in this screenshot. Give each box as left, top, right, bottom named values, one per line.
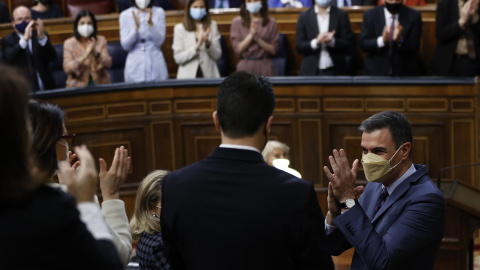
left=23, top=19, right=45, bottom=41
left=58, top=146, right=131, bottom=204
left=323, top=149, right=364, bottom=224
left=460, top=0, right=479, bottom=27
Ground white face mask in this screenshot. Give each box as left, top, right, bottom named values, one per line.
left=246, top=1, right=263, bottom=13
left=136, top=0, right=151, bottom=9
left=77, top=24, right=94, bottom=38
left=315, top=0, right=331, bottom=7
left=361, top=145, right=403, bottom=183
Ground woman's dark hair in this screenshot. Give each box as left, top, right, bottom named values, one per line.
left=133, top=0, right=155, bottom=9
left=240, top=0, right=269, bottom=27
left=0, top=64, right=36, bottom=201
left=182, top=0, right=212, bottom=32
left=33, top=0, right=53, bottom=6
left=73, top=10, right=97, bottom=41
left=29, top=100, right=65, bottom=178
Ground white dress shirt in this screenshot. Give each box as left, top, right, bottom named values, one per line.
left=309, top=5, right=335, bottom=70
left=17, top=32, right=48, bottom=91
left=377, top=8, right=398, bottom=48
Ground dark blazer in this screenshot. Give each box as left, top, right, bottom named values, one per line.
left=296, top=6, right=353, bottom=75
left=326, top=165, right=446, bottom=270
left=208, top=0, right=242, bottom=8
left=0, top=186, right=123, bottom=270
left=1, top=31, right=57, bottom=91
left=161, top=147, right=334, bottom=270
left=359, top=6, right=422, bottom=75
left=331, top=0, right=372, bottom=6
left=430, top=0, right=480, bottom=75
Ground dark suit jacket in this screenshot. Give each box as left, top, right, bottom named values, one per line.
left=326, top=165, right=446, bottom=270
left=208, top=0, right=242, bottom=8
left=1, top=31, right=57, bottom=91
left=331, top=0, right=372, bottom=6
left=161, top=147, right=334, bottom=270
left=359, top=6, right=422, bottom=75
left=0, top=186, right=123, bottom=270
left=430, top=0, right=480, bottom=75
left=296, top=6, right=353, bottom=75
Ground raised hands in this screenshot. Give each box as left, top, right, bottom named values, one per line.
left=36, top=19, right=45, bottom=39
left=393, top=24, right=403, bottom=42
left=58, top=145, right=98, bottom=203
left=132, top=10, right=140, bottom=30
left=316, top=31, right=336, bottom=45
left=98, top=146, right=131, bottom=201
left=57, top=151, right=80, bottom=185
left=23, top=20, right=35, bottom=41
left=460, top=0, right=479, bottom=27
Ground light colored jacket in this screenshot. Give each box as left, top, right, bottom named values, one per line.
left=173, top=21, right=222, bottom=79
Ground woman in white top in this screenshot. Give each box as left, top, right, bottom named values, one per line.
left=119, top=0, right=168, bottom=82
left=172, top=0, right=222, bottom=79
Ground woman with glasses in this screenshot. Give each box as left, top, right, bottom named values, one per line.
left=130, top=170, right=170, bottom=269
left=230, top=0, right=279, bottom=76
left=28, top=100, right=134, bottom=267
left=63, top=10, right=112, bottom=88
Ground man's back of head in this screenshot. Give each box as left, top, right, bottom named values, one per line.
left=217, top=71, right=276, bottom=138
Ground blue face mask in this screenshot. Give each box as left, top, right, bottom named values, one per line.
left=315, top=0, right=331, bottom=7
left=246, top=1, right=263, bottom=13
left=15, top=20, right=29, bottom=33
left=190, top=8, right=207, bottom=20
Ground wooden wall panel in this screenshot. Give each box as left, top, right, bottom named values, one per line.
left=451, top=120, right=475, bottom=186
left=151, top=121, right=175, bottom=172
left=298, top=120, right=322, bottom=184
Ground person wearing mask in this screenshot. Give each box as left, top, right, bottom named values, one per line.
left=31, top=0, right=63, bottom=20
left=118, top=0, right=174, bottom=12
left=430, top=0, right=480, bottom=76
left=120, top=0, right=169, bottom=82
left=262, top=140, right=301, bottom=178
left=130, top=170, right=171, bottom=270
left=359, top=0, right=422, bottom=75
left=268, top=0, right=312, bottom=8
left=63, top=10, right=112, bottom=88
left=296, top=0, right=354, bottom=75
left=377, top=0, right=426, bottom=6
left=173, top=0, right=222, bottom=78
left=0, top=64, right=123, bottom=270
left=1, top=6, right=57, bottom=91
left=230, top=0, right=279, bottom=76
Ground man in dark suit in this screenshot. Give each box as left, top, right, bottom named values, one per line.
left=331, top=0, right=371, bottom=7
left=430, top=0, right=480, bottom=76
left=208, top=0, right=241, bottom=8
left=296, top=0, right=354, bottom=75
left=2, top=6, right=56, bottom=91
left=323, top=111, right=446, bottom=270
left=359, top=0, right=422, bottom=75
left=161, top=71, right=334, bottom=270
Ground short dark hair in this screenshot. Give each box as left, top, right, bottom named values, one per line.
left=0, top=64, right=35, bottom=201
left=132, top=0, right=154, bottom=9
left=73, top=10, right=97, bottom=41
left=33, top=0, right=53, bottom=6
left=29, top=100, right=65, bottom=177
left=217, top=71, right=275, bottom=138
left=359, top=111, right=413, bottom=155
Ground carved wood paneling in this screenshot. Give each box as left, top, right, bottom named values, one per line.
left=151, top=122, right=175, bottom=172
left=298, top=120, right=321, bottom=184
left=451, top=120, right=475, bottom=186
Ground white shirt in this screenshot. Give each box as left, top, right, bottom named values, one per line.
left=309, top=5, right=335, bottom=70
left=220, top=144, right=261, bottom=153
left=17, top=32, right=48, bottom=91
left=377, top=8, right=398, bottom=48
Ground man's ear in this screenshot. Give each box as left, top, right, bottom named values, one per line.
left=401, top=142, right=412, bottom=160
left=212, top=111, right=221, bottom=134
left=265, top=116, right=273, bottom=137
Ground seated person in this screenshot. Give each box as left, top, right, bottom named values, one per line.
left=377, top=0, right=426, bottom=6
left=118, top=0, right=173, bottom=12
left=208, top=0, right=242, bottom=8
left=262, top=140, right=301, bottom=177
left=29, top=100, right=133, bottom=267
left=173, top=0, right=222, bottom=78
left=230, top=0, right=279, bottom=76
left=268, top=0, right=312, bottom=8
left=120, top=0, right=169, bottom=82
left=0, top=2, right=10, bottom=23
left=359, top=0, right=422, bottom=75
left=31, top=0, right=63, bottom=20
left=430, top=0, right=480, bottom=76
left=1, top=6, right=57, bottom=91
left=63, top=10, right=112, bottom=88
left=296, top=0, right=354, bottom=75
left=0, top=64, right=122, bottom=270
left=130, top=170, right=171, bottom=270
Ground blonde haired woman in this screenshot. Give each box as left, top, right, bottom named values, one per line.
left=130, top=170, right=170, bottom=270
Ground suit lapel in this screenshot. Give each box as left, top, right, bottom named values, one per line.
left=371, top=165, right=428, bottom=223
left=377, top=7, right=386, bottom=35
left=308, top=8, right=320, bottom=38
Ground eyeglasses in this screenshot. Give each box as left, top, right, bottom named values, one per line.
left=155, top=206, right=161, bottom=209
left=14, top=17, right=31, bottom=23
left=57, top=134, right=75, bottom=147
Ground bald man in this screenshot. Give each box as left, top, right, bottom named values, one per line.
left=2, top=6, right=57, bottom=91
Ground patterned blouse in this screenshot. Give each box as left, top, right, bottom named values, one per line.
left=136, top=231, right=171, bottom=270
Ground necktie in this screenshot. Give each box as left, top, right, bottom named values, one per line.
left=465, top=29, right=476, bottom=60
left=388, top=15, right=395, bottom=75
left=218, top=0, right=224, bottom=8
left=373, top=188, right=389, bottom=217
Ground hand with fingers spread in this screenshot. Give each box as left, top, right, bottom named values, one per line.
left=58, top=145, right=98, bottom=203
left=99, top=146, right=131, bottom=201
left=323, top=149, right=358, bottom=203
left=326, top=182, right=341, bottom=225
left=57, top=151, right=80, bottom=185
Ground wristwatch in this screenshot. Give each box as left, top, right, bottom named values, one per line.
left=340, top=198, right=357, bottom=209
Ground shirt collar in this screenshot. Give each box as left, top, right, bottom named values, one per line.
left=314, top=5, right=331, bottom=14
left=383, top=7, right=397, bottom=19
left=383, top=163, right=416, bottom=195
left=219, top=144, right=261, bottom=153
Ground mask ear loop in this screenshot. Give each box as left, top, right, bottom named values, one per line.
left=152, top=213, right=160, bottom=219
left=388, top=144, right=404, bottom=170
